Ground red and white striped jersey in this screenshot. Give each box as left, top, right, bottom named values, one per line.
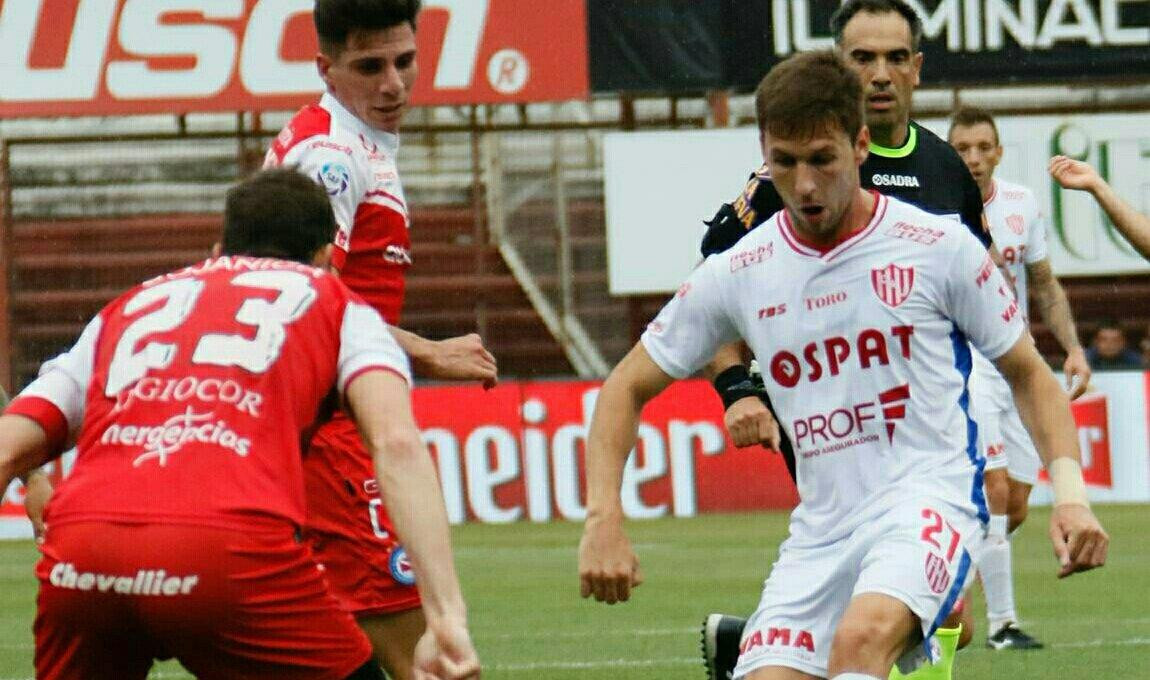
left=265, top=93, right=411, bottom=324
left=5, top=256, right=410, bottom=532
left=642, top=194, right=1025, bottom=547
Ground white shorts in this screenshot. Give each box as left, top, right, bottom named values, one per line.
left=973, top=399, right=1042, bottom=486
left=733, top=497, right=982, bottom=679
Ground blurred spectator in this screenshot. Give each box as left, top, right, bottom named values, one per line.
left=1086, top=320, right=1142, bottom=370
left=1140, top=329, right=1150, bottom=369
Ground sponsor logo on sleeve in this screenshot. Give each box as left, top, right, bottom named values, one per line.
left=975, top=255, right=995, bottom=288
left=729, top=243, right=775, bottom=272
left=389, top=547, right=416, bottom=586
left=317, top=163, right=351, bottom=196
left=886, top=221, right=944, bottom=246
left=871, top=264, right=916, bottom=308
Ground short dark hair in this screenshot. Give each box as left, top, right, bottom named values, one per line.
left=222, top=169, right=336, bottom=263
left=831, top=0, right=923, bottom=51
left=314, top=0, right=421, bottom=56
left=756, top=51, right=864, bottom=143
left=1095, top=319, right=1123, bottom=334
left=949, top=106, right=1000, bottom=145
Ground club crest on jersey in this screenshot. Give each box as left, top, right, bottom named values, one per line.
left=389, top=547, right=416, bottom=586
left=317, top=163, right=351, bottom=196
left=1006, top=214, right=1025, bottom=235
left=871, top=264, right=915, bottom=308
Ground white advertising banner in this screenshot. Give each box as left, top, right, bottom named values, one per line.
left=604, top=113, right=1150, bottom=295
left=918, top=113, right=1150, bottom=277
left=603, top=127, right=760, bottom=295
left=1030, top=371, right=1150, bottom=506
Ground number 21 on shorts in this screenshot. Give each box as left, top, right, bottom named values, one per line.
left=920, top=507, right=962, bottom=562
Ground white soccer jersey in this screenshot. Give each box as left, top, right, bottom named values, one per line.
left=642, top=193, right=1025, bottom=548
left=970, top=179, right=1048, bottom=398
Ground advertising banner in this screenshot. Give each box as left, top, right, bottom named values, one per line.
left=5, top=373, right=1149, bottom=537
left=0, top=0, right=589, bottom=118
left=1031, top=371, right=1150, bottom=505
left=589, top=0, right=1150, bottom=93
left=605, top=112, right=1149, bottom=294
left=919, top=114, right=1150, bottom=277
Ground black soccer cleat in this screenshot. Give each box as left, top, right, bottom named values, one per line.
left=986, top=623, right=1045, bottom=650
left=701, top=614, right=746, bottom=680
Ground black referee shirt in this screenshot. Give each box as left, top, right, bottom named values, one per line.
left=700, top=120, right=992, bottom=256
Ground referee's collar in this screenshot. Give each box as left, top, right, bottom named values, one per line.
left=869, top=124, right=917, bottom=159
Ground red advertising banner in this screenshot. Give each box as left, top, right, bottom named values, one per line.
left=411, top=379, right=798, bottom=524
left=0, top=0, right=589, bottom=118
left=1039, top=392, right=1113, bottom=488
left=0, top=380, right=1132, bottom=528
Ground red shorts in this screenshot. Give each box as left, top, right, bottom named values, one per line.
left=35, top=521, right=372, bottom=680
left=305, top=415, right=421, bottom=616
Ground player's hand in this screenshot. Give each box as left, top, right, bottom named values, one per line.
left=725, top=396, right=780, bottom=450
left=431, top=334, right=498, bottom=389
left=1049, top=155, right=1102, bottom=194
left=578, top=514, right=643, bottom=604
left=1063, top=348, right=1091, bottom=400
left=22, top=472, right=52, bottom=545
left=1049, top=503, right=1109, bottom=579
left=413, top=618, right=481, bottom=680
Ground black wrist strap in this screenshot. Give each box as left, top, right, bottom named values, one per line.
left=712, top=364, right=760, bottom=410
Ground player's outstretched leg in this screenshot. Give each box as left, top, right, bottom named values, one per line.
left=702, top=614, right=747, bottom=680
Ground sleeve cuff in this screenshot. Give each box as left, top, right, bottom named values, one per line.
left=5, top=396, right=70, bottom=453
left=340, top=365, right=412, bottom=395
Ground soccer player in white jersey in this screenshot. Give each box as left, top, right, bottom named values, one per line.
left=577, top=51, right=1108, bottom=680
left=948, top=107, right=1092, bottom=651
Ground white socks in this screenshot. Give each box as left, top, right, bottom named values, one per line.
left=981, top=513, right=1017, bottom=633
left=831, top=674, right=883, bottom=679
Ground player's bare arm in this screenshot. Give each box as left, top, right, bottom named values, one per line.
left=993, top=335, right=1109, bottom=578
left=1050, top=155, right=1150, bottom=260
left=346, top=369, right=480, bottom=680
left=0, top=416, right=54, bottom=491
left=389, top=327, right=498, bottom=389
left=1025, top=257, right=1090, bottom=399
left=578, top=343, right=672, bottom=604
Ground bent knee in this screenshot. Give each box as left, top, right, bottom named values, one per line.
left=832, top=615, right=909, bottom=657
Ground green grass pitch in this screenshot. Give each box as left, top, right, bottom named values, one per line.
left=1, top=505, right=1146, bottom=679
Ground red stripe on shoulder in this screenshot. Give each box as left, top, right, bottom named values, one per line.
left=273, top=105, right=334, bottom=157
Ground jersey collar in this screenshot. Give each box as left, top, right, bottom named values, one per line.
left=779, top=191, right=888, bottom=260
left=868, top=124, right=917, bottom=159
left=320, top=92, right=401, bottom=157
left=983, top=179, right=998, bottom=207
